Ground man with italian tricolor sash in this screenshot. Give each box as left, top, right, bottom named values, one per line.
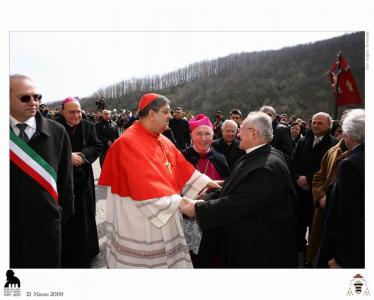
left=10, top=75, right=74, bottom=268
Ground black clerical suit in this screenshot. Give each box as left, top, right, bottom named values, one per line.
left=196, top=144, right=298, bottom=268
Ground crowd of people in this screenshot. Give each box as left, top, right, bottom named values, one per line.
left=10, top=74, right=365, bottom=269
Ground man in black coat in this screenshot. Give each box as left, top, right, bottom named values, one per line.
left=10, top=75, right=74, bottom=268
left=168, top=107, right=191, bottom=150
left=259, top=106, right=294, bottom=165
left=55, top=97, right=102, bottom=268
left=180, top=112, right=298, bottom=268
left=292, top=112, right=337, bottom=261
left=212, top=119, right=245, bottom=171
left=95, top=109, right=119, bottom=167
left=318, top=109, right=365, bottom=268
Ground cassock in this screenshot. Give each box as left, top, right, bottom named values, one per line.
left=55, top=116, right=102, bottom=267
left=196, top=144, right=298, bottom=268
left=99, top=121, right=211, bottom=268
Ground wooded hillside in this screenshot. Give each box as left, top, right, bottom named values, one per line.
left=77, top=32, right=365, bottom=120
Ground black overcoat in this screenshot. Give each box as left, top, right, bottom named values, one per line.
left=196, top=144, right=298, bottom=268
left=10, top=112, right=74, bottom=268
left=292, top=130, right=337, bottom=249
left=317, top=144, right=365, bottom=268
left=211, top=138, right=246, bottom=171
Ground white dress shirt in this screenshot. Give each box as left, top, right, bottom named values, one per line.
left=10, top=115, right=37, bottom=140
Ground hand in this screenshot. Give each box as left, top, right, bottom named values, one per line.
left=206, top=180, right=223, bottom=190
left=328, top=258, right=341, bottom=268
left=178, top=197, right=192, bottom=209
left=196, top=188, right=208, bottom=200
left=296, top=176, right=309, bottom=190
left=319, top=196, right=327, bottom=209
left=72, top=152, right=84, bottom=166
left=179, top=197, right=201, bottom=218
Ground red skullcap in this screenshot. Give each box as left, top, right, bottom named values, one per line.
left=138, top=93, right=161, bottom=112
left=188, top=114, right=213, bottom=132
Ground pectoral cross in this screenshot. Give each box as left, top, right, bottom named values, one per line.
left=165, top=160, right=172, bottom=174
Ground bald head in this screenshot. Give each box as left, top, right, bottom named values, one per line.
left=10, top=74, right=40, bottom=122
left=312, top=112, right=332, bottom=137
left=102, top=110, right=110, bottom=121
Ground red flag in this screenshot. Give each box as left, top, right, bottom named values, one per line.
left=328, top=52, right=362, bottom=106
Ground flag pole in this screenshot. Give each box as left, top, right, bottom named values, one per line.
left=333, top=51, right=342, bottom=120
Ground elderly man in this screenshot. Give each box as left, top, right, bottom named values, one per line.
left=180, top=111, right=298, bottom=268
left=292, top=112, right=337, bottom=265
left=95, top=109, right=119, bottom=167
left=54, top=97, right=102, bottom=267
left=181, top=114, right=230, bottom=266
left=9, top=75, right=74, bottom=268
left=212, top=119, right=246, bottom=171
left=99, top=93, right=221, bottom=268
left=317, top=109, right=365, bottom=268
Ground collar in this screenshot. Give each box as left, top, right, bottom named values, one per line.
left=192, top=145, right=210, bottom=157
left=10, top=115, right=36, bottom=131
left=245, top=143, right=267, bottom=154
left=137, top=120, right=160, bottom=139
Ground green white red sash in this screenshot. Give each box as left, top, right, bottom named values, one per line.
left=10, top=129, right=58, bottom=201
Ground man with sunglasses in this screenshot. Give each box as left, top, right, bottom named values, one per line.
left=9, top=74, right=74, bottom=268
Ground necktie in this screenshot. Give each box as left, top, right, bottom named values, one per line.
left=17, top=123, right=29, bottom=143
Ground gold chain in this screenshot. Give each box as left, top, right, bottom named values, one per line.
left=138, top=121, right=172, bottom=174
left=196, top=159, right=210, bottom=174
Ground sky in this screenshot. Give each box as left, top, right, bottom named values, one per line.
left=10, top=31, right=352, bottom=103
left=1, top=0, right=373, bottom=300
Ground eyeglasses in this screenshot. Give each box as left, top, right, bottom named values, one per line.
left=19, top=94, right=42, bottom=103
left=66, top=110, right=82, bottom=115
left=152, top=108, right=171, bottom=116
left=195, top=132, right=213, bottom=138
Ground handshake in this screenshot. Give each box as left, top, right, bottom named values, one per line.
left=179, top=179, right=223, bottom=218
left=178, top=197, right=203, bottom=218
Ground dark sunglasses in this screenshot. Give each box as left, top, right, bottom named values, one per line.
left=19, top=94, right=42, bottom=103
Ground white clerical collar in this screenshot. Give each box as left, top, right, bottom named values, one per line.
left=245, top=143, right=267, bottom=154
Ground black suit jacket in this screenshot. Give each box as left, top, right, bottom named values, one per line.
left=211, top=138, right=245, bottom=171
left=196, top=144, right=298, bottom=268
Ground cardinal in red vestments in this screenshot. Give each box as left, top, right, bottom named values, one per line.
left=99, top=93, right=221, bottom=268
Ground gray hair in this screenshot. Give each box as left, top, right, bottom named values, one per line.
left=259, top=105, right=276, bottom=117
left=245, top=111, right=273, bottom=142
left=139, top=95, right=170, bottom=118
left=342, top=109, right=365, bottom=144
left=221, top=119, right=238, bottom=130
